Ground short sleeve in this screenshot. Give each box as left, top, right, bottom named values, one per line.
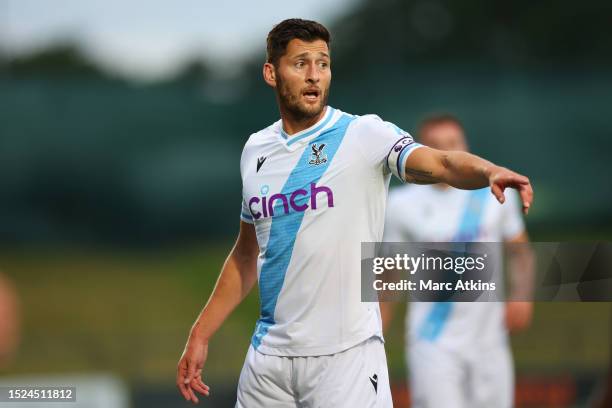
left=353, top=115, right=424, bottom=182
left=501, top=189, right=525, bottom=239
left=239, top=135, right=257, bottom=224
left=240, top=198, right=254, bottom=224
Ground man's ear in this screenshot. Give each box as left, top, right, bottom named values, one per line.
left=263, top=62, right=277, bottom=88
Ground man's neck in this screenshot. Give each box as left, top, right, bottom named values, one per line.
left=281, top=106, right=327, bottom=136
left=434, top=183, right=451, bottom=191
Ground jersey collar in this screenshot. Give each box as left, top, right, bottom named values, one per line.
left=278, top=106, right=336, bottom=151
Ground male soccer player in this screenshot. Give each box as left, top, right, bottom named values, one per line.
left=176, top=19, right=533, bottom=407
left=382, top=114, right=535, bottom=408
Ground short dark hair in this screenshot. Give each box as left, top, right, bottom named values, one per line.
left=418, top=113, right=464, bottom=141
left=266, top=19, right=331, bottom=67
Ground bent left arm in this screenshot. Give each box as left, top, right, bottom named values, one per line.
left=404, top=146, right=534, bottom=214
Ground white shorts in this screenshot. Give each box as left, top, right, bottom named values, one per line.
left=408, top=341, right=514, bottom=408
left=236, top=337, right=392, bottom=408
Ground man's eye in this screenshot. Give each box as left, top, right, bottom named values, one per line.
left=296, top=61, right=304, bottom=68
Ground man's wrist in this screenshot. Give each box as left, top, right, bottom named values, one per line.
left=481, top=162, right=497, bottom=181
left=189, top=321, right=210, bottom=345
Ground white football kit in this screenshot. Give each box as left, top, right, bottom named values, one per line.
left=237, top=106, right=423, bottom=407
left=383, top=184, right=526, bottom=408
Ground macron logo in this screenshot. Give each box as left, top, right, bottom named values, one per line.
left=248, top=183, right=334, bottom=220
left=369, top=374, right=378, bottom=393
left=256, top=156, right=267, bottom=172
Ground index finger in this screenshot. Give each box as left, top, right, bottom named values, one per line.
left=519, top=183, right=533, bottom=215
left=513, top=174, right=530, bottom=185
left=191, top=377, right=210, bottom=397
left=190, top=368, right=210, bottom=396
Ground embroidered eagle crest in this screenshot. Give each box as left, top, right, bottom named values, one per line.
left=308, top=143, right=328, bottom=166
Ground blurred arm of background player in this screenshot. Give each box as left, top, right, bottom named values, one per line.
left=0, top=273, right=20, bottom=368
left=504, top=231, right=535, bottom=332
left=380, top=301, right=397, bottom=333
left=177, top=221, right=258, bottom=404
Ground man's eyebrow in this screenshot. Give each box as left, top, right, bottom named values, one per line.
left=292, top=51, right=330, bottom=59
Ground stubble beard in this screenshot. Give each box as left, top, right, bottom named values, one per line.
left=276, top=73, right=329, bottom=123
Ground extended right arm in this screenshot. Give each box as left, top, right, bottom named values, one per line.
left=177, top=221, right=259, bottom=404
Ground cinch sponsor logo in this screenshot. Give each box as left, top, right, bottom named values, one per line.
left=248, top=182, right=334, bottom=220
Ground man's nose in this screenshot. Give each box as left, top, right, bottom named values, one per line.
left=306, top=63, right=319, bottom=83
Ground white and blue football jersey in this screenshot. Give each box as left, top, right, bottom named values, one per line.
left=239, top=106, right=423, bottom=356
left=383, top=185, right=525, bottom=351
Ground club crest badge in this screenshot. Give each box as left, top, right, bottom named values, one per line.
left=308, top=143, right=328, bottom=166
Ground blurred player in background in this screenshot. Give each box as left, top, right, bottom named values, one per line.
left=593, top=305, right=612, bottom=407
left=177, top=19, right=534, bottom=407
left=0, top=272, right=20, bottom=367
left=381, top=114, right=535, bottom=408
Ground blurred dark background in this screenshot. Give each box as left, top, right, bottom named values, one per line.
left=2, top=0, right=612, bottom=246
left=1, top=0, right=611, bottom=407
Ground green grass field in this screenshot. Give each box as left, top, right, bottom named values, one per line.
left=1, top=245, right=609, bottom=388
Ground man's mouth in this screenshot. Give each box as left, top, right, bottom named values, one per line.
left=302, top=89, right=320, bottom=102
